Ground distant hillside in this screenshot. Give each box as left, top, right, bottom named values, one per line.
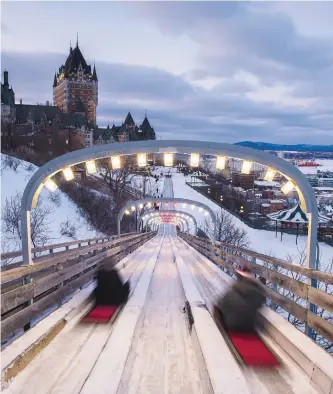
left=235, top=141, right=333, bottom=152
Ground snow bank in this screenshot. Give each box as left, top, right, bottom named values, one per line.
left=1, top=154, right=101, bottom=255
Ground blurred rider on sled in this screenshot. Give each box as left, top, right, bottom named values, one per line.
left=213, top=268, right=265, bottom=333
left=94, top=266, right=130, bottom=307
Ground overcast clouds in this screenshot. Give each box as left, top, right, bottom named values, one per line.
left=1, top=1, right=333, bottom=144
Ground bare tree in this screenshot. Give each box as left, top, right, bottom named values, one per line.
left=0, top=238, right=19, bottom=266
left=30, top=198, right=54, bottom=247
left=204, top=208, right=249, bottom=248
left=2, top=192, right=54, bottom=249
left=308, top=256, right=333, bottom=352
left=60, top=219, right=77, bottom=239
left=260, top=248, right=333, bottom=353
left=99, top=156, right=139, bottom=208
left=25, top=162, right=35, bottom=173
left=200, top=156, right=212, bottom=174
left=2, top=155, right=21, bottom=172
left=48, top=191, right=61, bottom=207
left=2, top=192, right=22, bottom=241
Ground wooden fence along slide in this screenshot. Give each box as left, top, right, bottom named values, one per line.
left=180, top=234, right=333, bottom=346
left=1, top=232, right=155, bottom=343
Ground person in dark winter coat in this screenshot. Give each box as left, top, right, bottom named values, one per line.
left=214, top=269, right=265, bottom=333
left=94, top=267, right=130, bottom=306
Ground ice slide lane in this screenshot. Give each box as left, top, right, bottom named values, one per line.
left=173, top=236, right=321, bottom=394
left=117, top=229, right=203, bottom=394
left=4, top=236, right=162, bottom=394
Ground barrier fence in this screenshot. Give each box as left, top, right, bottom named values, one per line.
left=180, top=233, right=333, bottom=345
left=1, top=232, right=155, bottom=343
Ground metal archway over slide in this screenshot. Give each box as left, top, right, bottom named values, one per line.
left=117, top=197, right=216, bottom=237
left=21, top=140, right=318, bottom=269
left=141, top=210, right=198, bottom=235
left=146, top=215, right=188, bottom=233
left=146, top=216, right=188, bottom=233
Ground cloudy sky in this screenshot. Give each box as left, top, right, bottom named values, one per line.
left=2, top=1, right=333, bottom=144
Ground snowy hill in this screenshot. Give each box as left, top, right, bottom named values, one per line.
left=1, top=154, right=102, bottom=255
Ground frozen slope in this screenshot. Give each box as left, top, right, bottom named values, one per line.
left=118, top=171, right=203, bottom=393
left=118, top=234, right=203, bottom=394
left=1, top=154, right=102, bottom=254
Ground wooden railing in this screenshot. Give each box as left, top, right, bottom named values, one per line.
left=1, top=232, right=156, bottom=343
left=180, top=234, right=333, bottom=345
left=0, top=234, right=136, bottom=268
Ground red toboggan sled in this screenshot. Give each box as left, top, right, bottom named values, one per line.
left=213, top=305, right=280, bottom=368
left=81, top=305, right=119, bottom=324
left=228, top=332, right=280, bottom=367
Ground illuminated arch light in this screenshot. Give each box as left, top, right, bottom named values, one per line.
left=241, top=160, right=252, bottom=174
left=86, top=160, right=97, bottom=174
left=111, top=156, right=121, bottom=170
left=137, top=153, right=147, bottom=167
left=131, top=206, right=136, bottom=211
left=164, top=153, right=174, bottom=167
left=216, top=156, right=226, bottom=170
left=191, top=205, right=195, bottom=210
left=63, top=167, right=74, bottom=181
left=199, top=207, right=203, bottom=212
left=281, top=180, right=295, bottom=195
left=182, top=203, right=187, bottom=208
left=204, top=211, right=209, bottom=216
left=44, top=178, right=58, bottom=192
left=264, top=168, right=276, bottom=182
left=147, top=202, right=152, bottom=208
left=125, top=209, right=130, bottom=215
left=190, top=153, right=200, bottom=167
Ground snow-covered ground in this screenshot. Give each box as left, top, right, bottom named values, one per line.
left=1, top=154, right=101, bottom=255
left=168, top=168, right=332, bottom=269
left=96, top=167, right=164, bottom=198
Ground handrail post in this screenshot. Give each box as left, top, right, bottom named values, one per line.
left=21, top=210, right=33, bottom=265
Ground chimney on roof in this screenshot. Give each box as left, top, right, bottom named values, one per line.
left=4, top=70, right=9, bottom=86
left=46, top=100, right=49, bottom=106
left=20, top=99, right=22, bottom=105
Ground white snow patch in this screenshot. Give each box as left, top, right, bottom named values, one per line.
left=1, top=154, right=102, bottom=256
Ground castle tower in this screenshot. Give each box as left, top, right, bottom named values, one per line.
left=53, top=38, right=98, bottom=126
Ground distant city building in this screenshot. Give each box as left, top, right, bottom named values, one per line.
left=1, top=70, right=16, bottom=124
left=232, top=172, right=255, bottom=190
left=53, top=38, right=98, bottom=127
left=1, top=38, right=157, bottom=159
left=1, top=99, right=89, bottom=158
left=94, top=111, right=156, bottom=145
